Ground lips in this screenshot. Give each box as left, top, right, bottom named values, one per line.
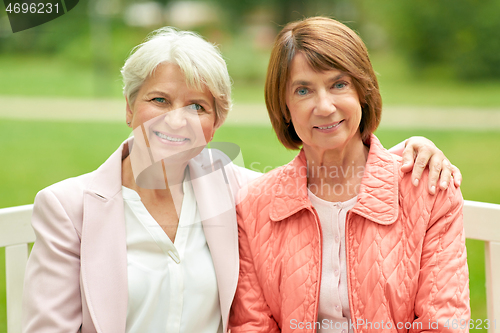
left=314, top=120, right=344, bottom=129
left=153, top=131, right=189, bottom=143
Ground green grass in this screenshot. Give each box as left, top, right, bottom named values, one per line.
left=0, top=55, right=124, bottom=98
left=1, top=120, right=498, bottom=331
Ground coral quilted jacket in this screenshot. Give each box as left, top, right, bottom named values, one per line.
left=230, top=135, right=470, bottom=333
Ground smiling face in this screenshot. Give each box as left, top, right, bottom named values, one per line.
left=285, top=52, right=363, bottom=155
left=126, top=62, right=216, bottom=164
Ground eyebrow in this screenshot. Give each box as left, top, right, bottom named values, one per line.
left=146, top=91, right=170, bottom=98
left=189, top=98, right=210, bottom=105
left=327, top=73, right=348, bottom=83
left=289, top=73, right=348, bottom=88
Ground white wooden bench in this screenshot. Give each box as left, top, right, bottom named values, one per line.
left=0, top=204, right=35, bottom=333
left=1, top=200, right=500, bottom=332
left=463, top=200, right=500, bottom=331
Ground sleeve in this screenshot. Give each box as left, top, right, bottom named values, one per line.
left=412, top=184, right=470, bottom=332
left=22, top=189, right=83, bottom=333
left=387, top=140, right=406, bottom=156
left=229, top=200, right=280, bottom=333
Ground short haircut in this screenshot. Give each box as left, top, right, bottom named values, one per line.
left=265, top=16, right=382, bottom=149
left=121, top=27, right=231, bottom=128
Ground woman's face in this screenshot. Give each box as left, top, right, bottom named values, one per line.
left=126, top=62, right=216, bottom=164
left=285, top=52, right=362, bottom=154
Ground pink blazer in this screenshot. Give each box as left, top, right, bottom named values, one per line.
left=22, top=139, right=259, bottom=333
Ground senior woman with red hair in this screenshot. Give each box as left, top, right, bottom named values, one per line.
left=230, top=17, right=469, bottom=332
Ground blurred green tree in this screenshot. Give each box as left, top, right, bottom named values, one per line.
left=367, top=0, right=500, bottom=80
left=215, top=0, right=349, bottom=31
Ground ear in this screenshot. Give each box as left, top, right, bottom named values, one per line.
left=207, top=126, right=216, bottom=143
left=213, top=117, right=219, bottom=131
left=126, top=97, right=134, bottom=126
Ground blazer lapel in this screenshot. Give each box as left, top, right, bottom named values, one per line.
left=81, top=140, right=129, bottom=333
left=189, top=150, right=239, bottom=333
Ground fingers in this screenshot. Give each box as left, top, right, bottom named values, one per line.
left=411, top=156, right=460, bottom=194
left=427, top=154, right=444, bottom=194
left=424, top=158, right=461, bottom=194
left=431, top=160, right=462, bottom=193
left=400, top=144, right=416, bottom=173
left=411, top=147, right=433, bottom=188
left=451, top=164, right=462, bottom=187
left=436, top=159, right=453, bottom=191
left=400, top=136, right=462, bottom=192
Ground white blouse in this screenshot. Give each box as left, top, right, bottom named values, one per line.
left=308, top=189, right=357, bottom=333
left=122, top=170, right=222, bottom=333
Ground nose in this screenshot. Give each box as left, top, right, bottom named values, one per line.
left=163, top=108, right=187, bottom=129
left=314, top=90, right=336, bottom=116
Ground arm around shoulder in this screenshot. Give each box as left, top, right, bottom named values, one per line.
left=22, top=188, right=83, bottom=333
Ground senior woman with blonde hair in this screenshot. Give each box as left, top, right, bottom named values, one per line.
left=22, top=27, right=260, bottom=333
left=22, top=25, right=460, bottom=333
left=230, top=17, right=469, bottom=332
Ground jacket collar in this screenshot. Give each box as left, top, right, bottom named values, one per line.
left=81, top=138, right=131, bottom=333
left=269, top=150, right=310, bottom=222
left=188, top=149, right=238, bottom=333
left=86, top=137, right=132, bottom=200
left=270, top=134, right=400, bottom=225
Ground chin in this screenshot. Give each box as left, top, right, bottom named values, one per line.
left=160, top=146, right=205, bottom=165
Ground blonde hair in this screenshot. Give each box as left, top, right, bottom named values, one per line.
left=121, top=27, right=231, bottom=128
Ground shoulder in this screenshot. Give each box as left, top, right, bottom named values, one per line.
left=247, top=164, right=284, bottom=193
left=366, top=135, right=464, bottom=228
left=236, top=164, right=285, bottom=209
left=224, top=162, right=262, bottom=185
left=33, top=172, right=95, bottom=230
left=194, top=147, right=263, bottom=191
left=38, top=138, right=128, bottom=209
left=40, top=172, right=93, bottom=199
left=396, top=160, right=463, bottom=229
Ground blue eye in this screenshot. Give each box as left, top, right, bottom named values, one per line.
left=334, top=82, right=347, bottom=89
left=297, top=88, right=308, bottom=95
left=188, top=104, right=205, bottom=112
left=152, top=97, right=166, bottom=103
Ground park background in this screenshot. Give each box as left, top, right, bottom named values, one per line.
left=1, top=0, right=500, bottom=331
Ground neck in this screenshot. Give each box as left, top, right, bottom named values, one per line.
left=122, top=155, right=186, bottom=213
left=304, top=133, right=368, bottom=201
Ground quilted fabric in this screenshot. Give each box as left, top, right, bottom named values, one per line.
left=229, top=134, right=470, bottom=333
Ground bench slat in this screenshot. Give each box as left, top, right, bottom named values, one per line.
left=0, top=205, right=35, bottom=247
left=6, top=243, right=29, bottom=333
